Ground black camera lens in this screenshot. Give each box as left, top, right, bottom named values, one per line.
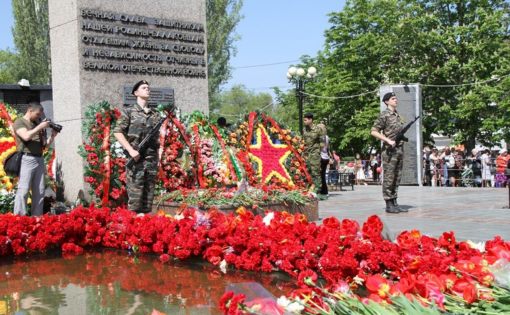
left=49, top=122, right=63, bottom=132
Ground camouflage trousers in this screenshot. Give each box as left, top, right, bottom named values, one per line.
left=126, top=155, right=158, bottom=213
left=382, top=146, right=404, bottom=200
left=305, top=155, right=322, bottom=193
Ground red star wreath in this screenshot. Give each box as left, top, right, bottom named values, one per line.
left=249, top=124, right=293, bottom=186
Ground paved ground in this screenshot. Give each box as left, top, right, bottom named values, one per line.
left=318, top=185, right=510, bottom=242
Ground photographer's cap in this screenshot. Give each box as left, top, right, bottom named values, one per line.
left=382, top=92, right=396, bottom=103
left=132, top=80, right=149, bottom=95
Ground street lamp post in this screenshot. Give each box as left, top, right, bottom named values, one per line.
left=287, top=66, right=317, bottom=135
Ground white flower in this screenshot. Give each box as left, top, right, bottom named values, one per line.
left=219, top=259, right=227, bottom=274
left=466, top=240, right=486, bottom=252
left=174, top=213, right=184, bottom=221
left=277, top=296, right=291, bottom=308
left=277, top=296, right=304, bottom=314
left=353, top=275, right=364, bottom=285
left=489, top=258, right=510, bottom=289
left=262, top=212, right=274, bottom=226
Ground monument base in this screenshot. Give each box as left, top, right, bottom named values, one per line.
left=153, top=199, right=319, bottom=221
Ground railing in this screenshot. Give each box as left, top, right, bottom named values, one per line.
left=325, top=157, right=509, bottom=188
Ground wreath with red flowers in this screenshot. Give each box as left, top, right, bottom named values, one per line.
left=79, top=101, right=126, bottom=207
left=182, top=111, right=241, bottom=188
left=79, top=102, right=194, bottom=207
left=157, top=114, right=195, bottom=191
left=227, top=112, right=312, bottom=190
left=80, top=104, right=313, bottom=207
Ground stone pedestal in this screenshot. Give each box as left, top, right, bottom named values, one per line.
left=48, top=0, right=208, bottom=201
left=153, top=199, right=320, bottom=221
left=379, top=85, right=423, bottom=186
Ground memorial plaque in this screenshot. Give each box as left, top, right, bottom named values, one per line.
left=49, top=0, right=208, bottom=201
left=122, top=86, right=174, bottom=107
left=80, top=8, right=207, bottom=78
left=379, top=85, right=423, bottom=185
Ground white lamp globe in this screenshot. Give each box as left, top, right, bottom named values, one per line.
left=288, top=67, right=297, bottom=76
left=307, top=66, right=317, bottom=77
left=286, top=72, right=292, bottom=79
left=296, top=68, right=306, bottom=77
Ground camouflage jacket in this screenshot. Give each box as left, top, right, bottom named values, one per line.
left=303, top=123, right=326, bottom=157
left=371, top=109, right=405, bottom=146
left=112, top=103, right=160, bottom=153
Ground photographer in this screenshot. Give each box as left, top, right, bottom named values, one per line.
left=13, top=101, right=58, bottom=216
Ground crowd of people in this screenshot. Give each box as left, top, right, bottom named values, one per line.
left=323, top=146, right=510, bottom=189
left=423, top=146, right=510, bottom=188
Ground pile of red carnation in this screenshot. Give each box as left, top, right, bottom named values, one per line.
left=1, top=206, right=509, bottom=313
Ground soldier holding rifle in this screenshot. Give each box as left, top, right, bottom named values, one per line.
left=113, top=80, right=161, bottom=214
left=371, top=92, right=419, bottom=214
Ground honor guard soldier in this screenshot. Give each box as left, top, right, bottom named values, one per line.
left=370, top=92, right=408, bottom=213
left=113, top=80, right=160, bottom=213
left=303, top=113, right=327, bottom=198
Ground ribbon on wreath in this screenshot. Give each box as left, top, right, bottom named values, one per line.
left=101, top=114, right=112, bottom=206
left=210, top=124, right=238, bottom=182
left=245, top=112, right=257, bottom=150
left=192, top=125, right=206, bottom=188
left=47, top=148, right=56, bottom=179
left=171, top=115, right=200, bottom=184
left=158, top=117, right=170, bottom=178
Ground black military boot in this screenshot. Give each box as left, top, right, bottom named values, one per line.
left=392, top=198, right=407, bottom=212
left=385, top=200, right=399, bottom=213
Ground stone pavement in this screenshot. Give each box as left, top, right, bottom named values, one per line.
left=318, top=185, right=510, bottom=242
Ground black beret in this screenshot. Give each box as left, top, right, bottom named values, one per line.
left=382, top=92, right=396, bottom=103
left=304, top=112, right=314, bottom=119
left=131, top=80, right=149, bottom=95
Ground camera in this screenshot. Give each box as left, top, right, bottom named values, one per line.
left=43, top=118, right=63, bottom=133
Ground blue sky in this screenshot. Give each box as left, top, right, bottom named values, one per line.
left=226, top=1, right=344, bottom=93
left=0, top=1, right=344, bottom=93
left=0, top=1, right=15, bottom=50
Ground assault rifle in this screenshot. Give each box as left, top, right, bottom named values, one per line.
left=394, top=115, right=420, bottom=146
left=125, top=103, right=174, bottom=168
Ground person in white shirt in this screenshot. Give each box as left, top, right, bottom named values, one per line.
left=481, top=149, right=492, bottom=187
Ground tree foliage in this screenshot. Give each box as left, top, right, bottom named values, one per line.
left=286, top=0, right=510, bottom=155
left=0, top=50, right=17, bottom=83
left=211, top=84, right=273, bottom=122
left=11, top=0, right=51, bottom=84
left=207, top=0, right=243, bottom=110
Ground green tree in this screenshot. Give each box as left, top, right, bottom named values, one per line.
left=11, top=0, right=51, bottom=84
left=207, top=0, right=243, bottom=111
left=271, top=88, right=297, bottom=131
left=286, top=0, right=510, bottom=155
left=0, top=50, right=17, bottom=83
left=211, top=84, right=273, bottom=123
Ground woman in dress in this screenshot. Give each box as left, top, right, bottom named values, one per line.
left=481, top=149, right=492, bottom=187
left=354, top=153, right=366, bottom=185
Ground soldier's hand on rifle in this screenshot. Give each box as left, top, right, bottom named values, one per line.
left=387, top=139, right=396, bottom=147
left=128, top=149, right=140, bottom=162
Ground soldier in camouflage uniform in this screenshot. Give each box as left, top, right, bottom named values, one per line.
left=303, top=113, right=326, bottom=196
left=370, top=92, right=408, bottom=213
left=113, top=80, right=160, bottom=213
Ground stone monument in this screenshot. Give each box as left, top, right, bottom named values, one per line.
left=379, top=84, right=423, bottom=186
left=49, top=0, right=208, bottom=201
